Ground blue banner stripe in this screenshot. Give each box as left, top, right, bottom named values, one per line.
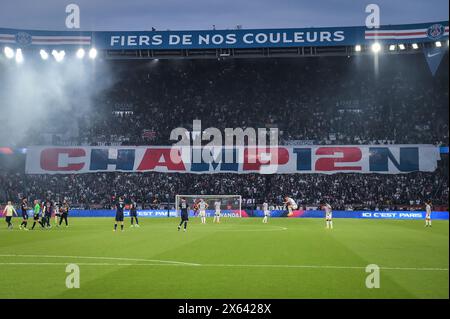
left=1, top=21, right=448, bottom=50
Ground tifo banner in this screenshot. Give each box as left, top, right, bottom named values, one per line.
left=66, top=209, right=449, bottom=220
left=0, top=21, right=448, bottom=50
left=25, top=145, right=440, bottom=175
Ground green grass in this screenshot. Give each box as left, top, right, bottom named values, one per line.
left=0, top=217, right=448, bottom=299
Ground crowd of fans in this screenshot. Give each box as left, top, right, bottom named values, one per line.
left=24, top=54, right=448, bottom=147
left=1, top=54, right=448, bottom=210
left=0, top=159, right=448, bottom=210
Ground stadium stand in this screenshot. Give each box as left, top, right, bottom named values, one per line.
left=0, top=54, right=448, bottom=210
left=23, top=55, right=448, bottom=147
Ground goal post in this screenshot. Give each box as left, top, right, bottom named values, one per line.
left=175, top=194, right=242, bottom=218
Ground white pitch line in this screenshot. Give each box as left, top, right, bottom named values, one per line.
left=198, top=264, right=449, bottom=271
left=121, top=225, right=288, bottom=232
left=0, top=262, right=184, bottom=267
left=0, top=260, right=446, bottom=272
left=211, top=226, right=288, bottom=232
left=0, top=225, right=288, bottom=232
left=0, top=254, right=200, bottom=266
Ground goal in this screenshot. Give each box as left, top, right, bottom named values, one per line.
left=175, top=195, right=243, bottom=218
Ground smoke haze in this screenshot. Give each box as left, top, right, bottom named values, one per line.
left=0, top=55, right=114, bottom=146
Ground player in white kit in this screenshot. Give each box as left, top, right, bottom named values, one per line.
left=284, top=196, right=298, bottom=217
left=198, top=199, right=208, bottom=224
left=425, top=201, right=432, bottom=227
left=323, top=203, right=333, bottom=229
left=262, top=202, right=270, bottom=223
left=213, top=201, right=221, bottom=223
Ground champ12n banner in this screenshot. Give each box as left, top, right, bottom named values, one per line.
left=25, top=145, right=440, bottom=175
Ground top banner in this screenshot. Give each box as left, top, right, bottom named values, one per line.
left=1, top=21, right=448, bottom=50
left=25, top=145, right=440, bottom=175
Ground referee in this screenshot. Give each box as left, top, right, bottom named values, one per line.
left=177, top=197, right=189, bottom=232
left=31, top=199, right=44, bottom=230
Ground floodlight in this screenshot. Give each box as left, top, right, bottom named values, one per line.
left=4, top=46, right=14, bottom=59
left=88, top=48, right=97, bottom=59
left=371, top=43, right=381, bottom=53
left=40, top=49, right=49, bottom=60
left=76, top=48, right=85, bottom=59
left=15, top=48, right=23, bottom=63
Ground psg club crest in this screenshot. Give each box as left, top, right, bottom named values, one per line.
left=15, top=32, right=32, bottom=46
left=427, top=24, right=444, bottom=40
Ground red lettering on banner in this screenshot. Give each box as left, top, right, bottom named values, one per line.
left=40, top=148, right=85, bottom=171
left=315, top=147, right=362, bottom=171
left=137, top=148, right=186, bottom=171
left=243, top=147, right=289, bottom=170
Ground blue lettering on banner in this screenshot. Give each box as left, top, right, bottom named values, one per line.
left=369, top=147, right=419, bottom=172
left=89, top=149, right=135, bottom=171
left=293, top=148, right=312, bottom=171
left=190, top=148, right=239, bottom=172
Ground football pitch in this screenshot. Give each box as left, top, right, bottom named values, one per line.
left=0, top=217, right=448, bottom=299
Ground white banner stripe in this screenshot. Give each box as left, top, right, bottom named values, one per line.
left=365, top=32, right=426, bottom=36
left=365, top=28, right=427, bottom=34
left=365, top=35, right=428, bottom=39
left=32, top=41, right=91, bottom=45
left=32, top=40, right=91, bottom=42
left=365, top=36, right=395, bottom=40
left=395, top=35, right=428, bottom=39
left=32, top=36, right=91, bottom=40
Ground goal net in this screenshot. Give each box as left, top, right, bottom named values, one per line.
left=175, top=195, right=243, bottom=218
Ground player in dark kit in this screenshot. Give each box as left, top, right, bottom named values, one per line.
left=177, top=197, right=189, bottom=232
left=19, top=198, right=29, bottom=230
left=43, top=200, right=52, bottom=228
left=130, top=200, right=139, bottom=227
left=59, top=200, right=70, bottom=227
left=114, top=196, right=125, bottom=232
